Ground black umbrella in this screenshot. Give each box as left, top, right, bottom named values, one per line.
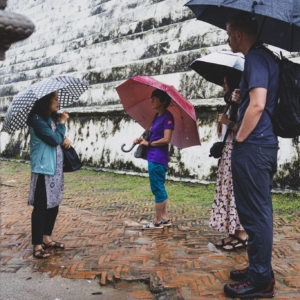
left=189, top=51, right=244, bottom=86
left=185, top=0, right=300, bottom=52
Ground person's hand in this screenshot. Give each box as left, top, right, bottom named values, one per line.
left=218, top=113, right=230, bottom=125
left=61, top=138, right=72, bottom=149
left=139, top=138, right=149, bottom=146
left=60, top=111, right=69, bottom=124
left=231, top=89, right=241, bottom=104
left=134, top=137, right=143, bottom=144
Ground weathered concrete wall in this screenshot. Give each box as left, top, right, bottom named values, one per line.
left=0, top=0, right=299, bottom=189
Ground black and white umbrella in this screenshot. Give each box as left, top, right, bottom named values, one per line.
left=189, top=51, right=244, bottom=86
left=1, top=76, right=89, bottom=134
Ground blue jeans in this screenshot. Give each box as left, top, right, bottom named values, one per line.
left=148, top=161, right=168, bottom=203
left=232, top=143, right=278, bottom=285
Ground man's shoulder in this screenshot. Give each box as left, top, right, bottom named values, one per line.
left=246, top=48, right=266, bottom=61
left=247, top=47, right=278, bottom=65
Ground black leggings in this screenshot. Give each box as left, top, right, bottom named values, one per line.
left=31, top=174, right=59, bottom=245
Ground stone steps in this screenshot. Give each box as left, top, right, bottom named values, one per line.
left=4, top=0, right=192, bottom=54
left=1, top=11, right=197, bottom=68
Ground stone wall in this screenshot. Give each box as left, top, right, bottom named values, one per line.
left=0, top=0, right=299, bottom=189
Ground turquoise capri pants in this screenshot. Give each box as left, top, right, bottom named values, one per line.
left=148, top=161, right=168, bottom=203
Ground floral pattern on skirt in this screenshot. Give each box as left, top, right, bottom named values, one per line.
left=209, top=142, right=244, bottom=234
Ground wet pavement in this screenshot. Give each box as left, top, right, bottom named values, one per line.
left=1, top=160, right=300, bottom=299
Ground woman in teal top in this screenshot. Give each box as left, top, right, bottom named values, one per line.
left=27, top=91, right=71, bottom=259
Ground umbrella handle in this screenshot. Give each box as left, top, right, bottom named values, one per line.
left=121, top=143, right=137, bottom=153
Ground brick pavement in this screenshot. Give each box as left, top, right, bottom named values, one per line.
left=1, top=161, right=300, bottom=299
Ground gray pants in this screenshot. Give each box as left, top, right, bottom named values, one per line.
left=232, top=142, right=278, bottom=285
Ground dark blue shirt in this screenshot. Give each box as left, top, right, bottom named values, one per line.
left=238, top=41, right=279, bottom=144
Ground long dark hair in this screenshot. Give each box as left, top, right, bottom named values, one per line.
left=27, top=92, right=57, bottom=125
left=224, top=74, right=241, bottom=123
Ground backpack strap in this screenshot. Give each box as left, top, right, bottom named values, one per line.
left=253, top=44, right=281, bottom=132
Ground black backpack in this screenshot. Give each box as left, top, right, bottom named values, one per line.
left=262, top=48, right=300, bottom=143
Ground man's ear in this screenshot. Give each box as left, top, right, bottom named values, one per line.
left=236, top=30, right=242, bottom=41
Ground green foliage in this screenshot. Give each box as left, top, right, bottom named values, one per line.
left=1, top=161, right=299, bottom=221
left=272, top=192, right=300, bottom=221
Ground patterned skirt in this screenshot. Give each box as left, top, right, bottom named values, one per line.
left=209, top=142, right=244, bottom=234
left=28, top=145, right=64, bottom=209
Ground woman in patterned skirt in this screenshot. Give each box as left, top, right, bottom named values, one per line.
left=27, top=91, right=72, bottom=258
left=209, top=76, right=247, bottom=251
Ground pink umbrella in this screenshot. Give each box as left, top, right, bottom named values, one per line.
left=116, top=76, right=201, bottom=149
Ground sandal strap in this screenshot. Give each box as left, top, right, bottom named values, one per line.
left=152, top=220, right=162, bottom=227
left=223, top=237, right=248, bottom=251
left=144, top=220, right=163, bottom=229
left=230, top=236, right=248, bottom=246
left=161, top=219, right=170, bottom=224
left=221, top=237, right=226, bottom=247
left=216, top=236, right=233, bottom=247
left=34, top=249, right=45, bottom=255
left=43, top=241, right=64, bottom=248
left=33, top=248, right=49, bottom=258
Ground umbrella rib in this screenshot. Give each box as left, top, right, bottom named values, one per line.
left=257, top=16, right=266, bottom=40
left=125, top=96, right=151, bottom=112
left=290, top=23, right=293, bottom=51
left=198, top=5, right=210, bottom=20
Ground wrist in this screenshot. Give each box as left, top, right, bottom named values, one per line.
left=148, top=141, right=152, bottom=147
left=233, top=137, right=245, bottom=145
left=228, top=121, right=235, bottom=129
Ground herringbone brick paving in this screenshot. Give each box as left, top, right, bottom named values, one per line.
left=1, top=161, right=300, bottom=299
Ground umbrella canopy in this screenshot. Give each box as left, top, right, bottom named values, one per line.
left=1, top=76, right=89, bottom=134
left=116, top=76, right=201, bottom=149
left=189, top=51, right=244, bottom=86
left=185, top=0, right=300, bottom=52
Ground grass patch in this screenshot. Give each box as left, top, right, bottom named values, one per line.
left=64, top=167, right=299, bottom=220
left=272, top=192, right=300, bottom=221
left=1, top=161, right=299, bottom=221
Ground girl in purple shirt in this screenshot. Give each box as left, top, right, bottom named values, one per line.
left=134, top=89, right=174, bottom=229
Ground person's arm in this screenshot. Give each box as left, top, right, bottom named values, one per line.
left=236, top=87, right=267, bottom=141
left=139, top=129, right=173, bottom=147
left=31, top=115, right=66, bottom=146
left=61, top=138, right=72, bottom=149
left=218, top=114, right=238, bottom=132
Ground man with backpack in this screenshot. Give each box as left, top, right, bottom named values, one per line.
left=223, top=12, right=279, bottom=299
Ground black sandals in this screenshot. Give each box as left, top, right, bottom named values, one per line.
left=222, top=236, right=248, bottom=251
left=143, top=220, right=163, bottom=229
left=33, top=248, right=50, bottom=259
left=42, top=241, right=65, bottom=249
